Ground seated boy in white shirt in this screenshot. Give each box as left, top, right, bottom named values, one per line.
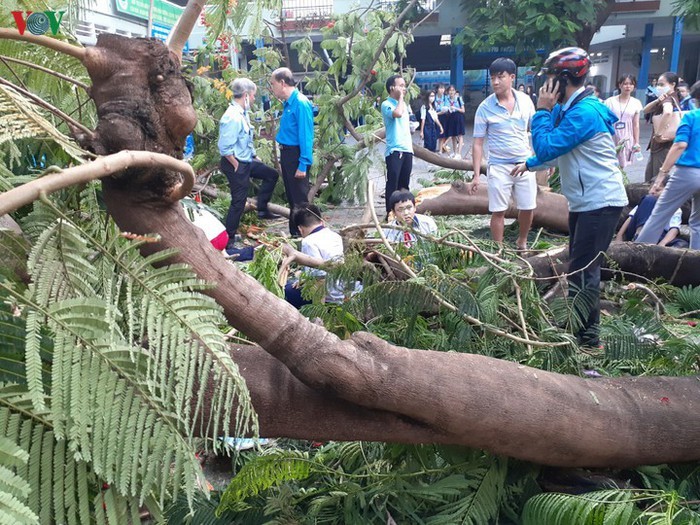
left=282, top=205, right=360, bottom=308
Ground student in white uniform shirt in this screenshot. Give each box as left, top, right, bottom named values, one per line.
left=470, top=58, right=537, bottom=250
left=281, top=205, right=360, bottom=308
left=383, top=189, right=438, bottom=246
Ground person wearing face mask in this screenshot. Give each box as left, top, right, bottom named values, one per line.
left=643, top=71, right=680, bottom=182
left=218, top=77, right=280, bottom=251
left=419, top=91, right=444, bottom=152
left=512, top=47, right=627, bottom=349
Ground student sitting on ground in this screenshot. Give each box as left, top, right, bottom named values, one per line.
left=615, top=194, right=687, bottom=248
left=281, top=205, right=359, bottom=309
left=383, top=189, right=438, bottom=246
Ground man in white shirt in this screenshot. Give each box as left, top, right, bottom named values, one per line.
left=470, top=58, right=537, bottom=250
left=281, top=205, right=359, bottom=307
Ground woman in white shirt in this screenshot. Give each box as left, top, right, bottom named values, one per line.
left=604, top=75, right=643, bottom=168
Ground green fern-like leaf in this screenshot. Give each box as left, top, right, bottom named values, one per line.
left=673, top=286, right=700, bottom=315
left=522, top=489, right=642, bottom=525
left=426, top=455, right=507, bottom=525
left=0, top=435, right=38, bottom=525
left=218, top=450, right=313, bottom=512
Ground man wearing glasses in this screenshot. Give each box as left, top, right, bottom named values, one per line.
left=269, top=67, right=315, bottom=237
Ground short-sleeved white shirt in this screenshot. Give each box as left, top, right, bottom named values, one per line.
left=473, top=89, right=535, bottom=164
left=301, top=226, right=348, bottom=303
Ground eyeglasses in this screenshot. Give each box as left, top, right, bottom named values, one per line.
left=395, top=204, right=414, bottom=213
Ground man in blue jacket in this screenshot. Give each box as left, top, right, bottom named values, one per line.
left=513, top=47, right=628, bottom=348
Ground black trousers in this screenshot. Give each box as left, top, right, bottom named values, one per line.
left=385, top=151, right=413, bottom=212
left=568, top=206, right=623, bottom=346
left=280, top=146, right=310, bottom=236
left=221, top=157, right=279, bottom=238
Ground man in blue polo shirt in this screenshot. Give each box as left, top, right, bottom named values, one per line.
left=471, top=58, right=537, bottom=250
left=381, top=74, right=414, bottom=215
left=269, top=67, right=315, bottom=236
left=218, top=77, right=279, bottom=251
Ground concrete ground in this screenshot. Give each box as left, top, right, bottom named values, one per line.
left=318, top=117, right=654, bottom=230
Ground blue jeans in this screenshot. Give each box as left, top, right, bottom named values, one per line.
left=568, top=206, right=623, bottom=346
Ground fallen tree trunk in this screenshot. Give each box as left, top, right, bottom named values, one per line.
left=525, top=242, right=700, bottom=287
left=416, top=181, right=571, bottom=233
left=105, top=185, right=700, bottom=468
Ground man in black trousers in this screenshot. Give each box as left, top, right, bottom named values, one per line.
left=218, top=77, right=279, bottom=251
left=268, top=67, right=315, bottom=237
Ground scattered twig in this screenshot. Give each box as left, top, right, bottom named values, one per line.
left=513, top=280, right=533, bottom=355
left=669, top=248, right=689, bottom=285
left=0, top=54, right=90, bottom=91
left=624, top=283, right=665, bottom=319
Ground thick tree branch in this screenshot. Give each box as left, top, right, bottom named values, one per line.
left=0, top=29, right=86, bottom=61
left=417, top=181, right=566, bottom=230
left=217, top=345, right=456, bottom=443
left=0, top=151, right=194, bottom=216
left=167, top=0, right=206, bottom=60
left=102, top=188, right=700, bottom=468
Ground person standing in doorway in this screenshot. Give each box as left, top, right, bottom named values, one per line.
left=269, top=67, right=315, bottom=237
left=604, top=75, right=643, bottom=168
left=514, top=47, right=628, bottom=348
left=470, top=58, right=537, bottom=250
left=218, top=77, right=279, bottom=251
left=381, top=74, right=414, bottom=215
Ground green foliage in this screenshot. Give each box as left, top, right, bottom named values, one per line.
left=673, top=286, right=700, bottom=315
left=673, top=0, right=700, bottom=30
left=209, top=442, right=535, bottom=524
left=0, top=436, right=38, bottom=525
left=522, top=488, right=700, bottom=524
left=219, top=449, right=312, bottom=510
left=0, top=187, right=258, bottom=521
left=243, top=245, right=284, bottom=298
left=457, top=0, right=607, bottom=59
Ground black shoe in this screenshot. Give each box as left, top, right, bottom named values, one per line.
left=257, top=211, right=280, bottom=220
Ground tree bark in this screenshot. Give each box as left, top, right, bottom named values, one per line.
left=103, top=186, right=700, bottom=468
left=416, top=181, right=570, bottom=233
left=525, top=242, right=700, bottom=287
